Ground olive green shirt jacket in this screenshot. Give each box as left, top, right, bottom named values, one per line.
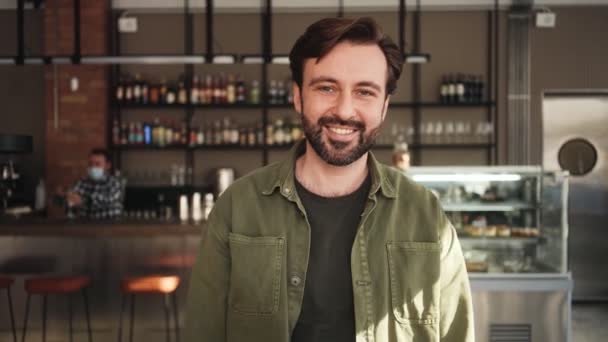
left=184, top=141, right=474, bottom=342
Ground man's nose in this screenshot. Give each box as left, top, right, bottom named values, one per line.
left=335, top=92, right=356, bottom=120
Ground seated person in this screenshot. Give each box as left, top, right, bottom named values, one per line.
left=65, top=148, right=123, bottom=219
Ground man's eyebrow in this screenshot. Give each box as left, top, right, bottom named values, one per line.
left=356, top=81, right=382, bottom=93
left=308, top=76, right=338, bottom=86
left=308, top=77, right=383, bottom=93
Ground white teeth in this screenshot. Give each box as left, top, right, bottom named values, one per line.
left=328, top=127, right=355, bottom=135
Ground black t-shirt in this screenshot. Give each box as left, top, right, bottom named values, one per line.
left=291, top=174, right=371, bottom=342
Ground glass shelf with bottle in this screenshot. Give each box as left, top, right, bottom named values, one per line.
left=114, top=72, right=294, bottom=107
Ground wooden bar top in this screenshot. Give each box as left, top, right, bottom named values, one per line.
left=0, top=218, right=205, bottom=237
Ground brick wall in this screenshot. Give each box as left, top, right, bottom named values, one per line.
left=44, top=0, right=109, bottom=217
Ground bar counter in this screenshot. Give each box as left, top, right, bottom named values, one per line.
left=0, top=218, right=204, bottom=237
left=0, top=218, right=204, bottom=342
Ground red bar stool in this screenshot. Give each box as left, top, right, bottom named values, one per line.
left=0, top=276, right=17, bottom=342
left=22, top=276, right=93, bottom=342
left=118, top=275, right=180, bottom=342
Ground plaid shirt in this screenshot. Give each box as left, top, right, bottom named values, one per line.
left=72, top=175, right=124, bottom=219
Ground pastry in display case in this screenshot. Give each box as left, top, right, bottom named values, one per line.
left=407, top=166, right=568, bottom=274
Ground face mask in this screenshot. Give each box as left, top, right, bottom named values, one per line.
left=88, top=167, right=105, bottom=181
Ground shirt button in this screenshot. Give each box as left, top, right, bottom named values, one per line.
left=290, top=275, right=302, bottom=287
left=284, top=187, right=291, bottom=194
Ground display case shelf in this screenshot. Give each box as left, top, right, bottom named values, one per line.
left=442, top=201, right=537, bottom=212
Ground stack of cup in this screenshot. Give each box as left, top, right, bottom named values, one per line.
left=191, top=192, right=202, bottom=223
left=179, top=195, right=189, bottom=223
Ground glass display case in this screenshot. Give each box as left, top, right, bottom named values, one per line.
left=407, top=166, right=572, bottom=341
left=407, top=166, right=569, bottom=275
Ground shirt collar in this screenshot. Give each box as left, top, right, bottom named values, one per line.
left=261, top=139, right=397, bottom=199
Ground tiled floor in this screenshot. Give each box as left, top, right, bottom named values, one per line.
left=572, top=303, right=608, bottom=342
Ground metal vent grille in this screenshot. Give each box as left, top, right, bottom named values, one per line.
left=490, top=324, right=532, bottom=342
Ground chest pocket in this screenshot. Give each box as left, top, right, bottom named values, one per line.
left=386, top=241, right=440, bottom=325
left=228, top=233, right=284, bottom=316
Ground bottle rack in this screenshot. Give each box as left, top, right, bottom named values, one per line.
left=108, top=0, right=500, bottom=189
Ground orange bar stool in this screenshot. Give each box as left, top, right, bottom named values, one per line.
left=118, top=275, right=180, bottom=342
left=0, top=276, right=17, bottom=342
left=22, top=276, right=93, bottom=342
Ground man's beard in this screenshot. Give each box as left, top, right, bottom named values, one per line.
left=301, top=113, right=381, bottom=167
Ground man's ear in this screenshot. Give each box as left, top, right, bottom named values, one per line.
left=293, top=82, right=302, bottom=114
left=381, top=95, right=390, bottom=121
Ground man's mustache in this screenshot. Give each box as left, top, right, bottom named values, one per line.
left=317, top=116, right=365, bottom=131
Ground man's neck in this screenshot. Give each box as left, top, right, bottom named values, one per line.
left=295, top=141, right=369, bottom=197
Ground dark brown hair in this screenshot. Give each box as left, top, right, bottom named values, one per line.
left=90, top=148, right=110, bottom=162
left=289, top=17, right=404, bottom=96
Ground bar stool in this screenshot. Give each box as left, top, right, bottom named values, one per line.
left=0, top=276, right=17, bottom=342
left=118, top=275, right=180, bottom=342
left=22, top=276, right=93, bottom=342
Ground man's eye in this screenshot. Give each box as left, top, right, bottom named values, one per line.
left=358, top=89, right=375, bottom=97
left=317, top=85, right=335, bottom=93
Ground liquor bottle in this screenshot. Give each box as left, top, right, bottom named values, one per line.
left=203, top=75, right=213, bottom=104
left=286, top=78, right=294, bottom=104
left=158, top=119, right=166, bottom=147
left=149, top=83, right=159, bottom=104
left=236, top=75, right=246, bottom=104
left=226, top=73, right=236, bottom=104
left=230, top=122, right=240, bottom=145
left=213, top=120, right=222, bottom=145
left=181, top=121, right=188, bottom=145
left=166, top=84, right=177, bottom=105
left=205, top=123, right=213, bottom=145
left=239, top=128, right=247, bottom=146
left=277, top=81, right=286, bottom=104
left=247, top=126, right=256, bottom=147
left=266, top=122, right=275, bottom=146
left=133, top=74, right=142, bottom=104
left=447, top=74, right=456, bottom=103
left=159, top=78, right=168, bottom=104
left=178, top=81, right=188, bottom=105
left=268, top=80, right=278, bottom=104
left=219, top=73, right=228, bottom=104
left=439, top=75, right=448, bottom=103
left=456, top=74, right=466, bottom=104
left=141, top=79, right=149, bottom=104
left=197, top=127, right=204, bottom=146
left=143, top=122, right=152, bottom=145
left=128, top=122, right=135, bottom=145
left=125, top=75, right=133, bottom=104
left=250, top=80, right=260, bottom=104
left=115, top=77, right=124, bottom=104
left=222, top=118, right=231, bottom=144
left=212, top=75, right=221, bottom=104
left=256, top=123, right=264, bottom=146
left=137, top=122, right=144, bottom=144
left=191, top=75, right=200, bottom=104
left=120, top=122, right=128, bottom=145
left=112, top=118, right=120, bottom=145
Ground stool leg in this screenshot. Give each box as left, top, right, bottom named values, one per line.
left=82, top=289, right=93, bottom=342
left=7, top=288, right=17, bottom=342
left=67, top=294, right=73, bottom=342
left=21, top=294, right=30, bottom=342
left=117, top=295, right=126, bottom=342
left=171, top=293, right=179, bottom=342
left=163, top=294, right=170, bottom=342
left=128, top=295, right=135, bottom=342
left=41, top=295, right=47, bottom=342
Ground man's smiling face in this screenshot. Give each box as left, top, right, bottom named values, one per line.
left=294, top=41, right=390, bottom=166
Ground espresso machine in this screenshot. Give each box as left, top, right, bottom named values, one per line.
left=0, top=134, right=33, bottom=212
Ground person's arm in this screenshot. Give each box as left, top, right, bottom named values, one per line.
left=88, top=178, right=122, bottom=206
left=183, top=202, right=231, bottom=342
left=439, top=215, right=475, bottom=341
